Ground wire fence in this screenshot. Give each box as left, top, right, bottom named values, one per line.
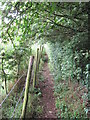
left=0, top=74, right=26, bottom=119
left=1, top=46, right=43, bottom=119
left=14, top=99, right=24, bottom=118
left=11, top=86, right=25, bottom=118
left=0, top=74, right=25, bottom=108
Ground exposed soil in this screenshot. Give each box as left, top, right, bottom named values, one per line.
left=38, top=62, right=57, bottom=118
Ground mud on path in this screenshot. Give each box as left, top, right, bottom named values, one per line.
left=38, top=62, right=57, bottom=118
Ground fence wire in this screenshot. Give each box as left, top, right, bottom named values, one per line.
left=14, top=99, right=24, bottom=118
left=0, top=74, right=25, bottom=107
left=11, top=86, right=25, bottom=118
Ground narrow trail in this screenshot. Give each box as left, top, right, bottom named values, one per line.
left=39, top=62, right=57, bottom=118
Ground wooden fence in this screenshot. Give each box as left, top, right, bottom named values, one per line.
left=20, top=45, right=43, bottom=118
left=0, top=45, right=44, bottom=119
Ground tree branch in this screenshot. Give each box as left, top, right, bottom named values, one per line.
left=45, top=9, right=85, bottom=22
left=45, top=10, right=77, bottom=23
left=46, top=17, right=81, bottom=32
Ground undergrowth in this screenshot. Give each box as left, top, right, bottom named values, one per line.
left=54, top=79, right=88, bottom=118
left=44, top=32, right=89, bottom=118
left=26, top=87, right=43, bottom=118
left=1, top=51, right=44, bottom=119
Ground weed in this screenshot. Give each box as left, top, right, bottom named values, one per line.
left=54, top=80, right=87, bottom=118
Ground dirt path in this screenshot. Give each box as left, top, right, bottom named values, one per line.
left=39, top=62, right=57, bottom=118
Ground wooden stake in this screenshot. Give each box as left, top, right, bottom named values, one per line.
left=33, top=48, right=39, bottom=88
left=20, top=56, right=34, bottom=119
left=41, top=46, right=44, bottom=58
left=38, top=46, right=41, bottom=70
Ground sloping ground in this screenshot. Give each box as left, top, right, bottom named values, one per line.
left=38, top=61, right=88, bottom=118
left=54, top=79, right=88, bottom=118
left=38, top=62, right=57, bottom=118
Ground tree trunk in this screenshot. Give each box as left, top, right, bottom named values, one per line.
left=2, top=58, right=7, bottom=94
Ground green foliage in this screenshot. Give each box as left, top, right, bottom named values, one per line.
left=1, top=2, right=88, bottom=85
left=2, top=95, right=23, bottom=118
left=38, top=74, right=44, bottom=82
left=45, top=31, right=89, bottom=84
left=0, top=2, right=89, bottom=119
left=55, top=80, right=87, bottom=119
left=26, top=88, right=43, bottom=118
left=45, top=31, right=89, bottom=119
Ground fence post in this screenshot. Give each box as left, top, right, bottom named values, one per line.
left=38, top=46, right=42, bottom=70
left=41, top=46, right=44, bottom=58
left=33, top=48, right=39, bottom=88
left=20, top=56, right=34, bottom=119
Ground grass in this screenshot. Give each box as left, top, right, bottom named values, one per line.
left=54, top=79, right=87, bottom=118
left=2, top=85, right=43, bottom=118
left=25, top=82, right=43, bottom=118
